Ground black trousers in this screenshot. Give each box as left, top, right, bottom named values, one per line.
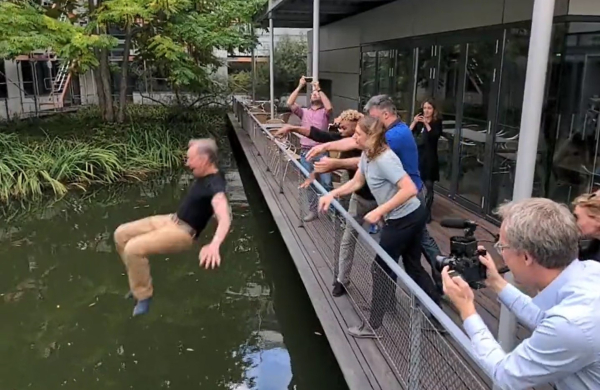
left=418, top=186, right=443, bottom=293
left=369, top=204, right=442, bottom=329
left=424, top=180, right=435, bottom=218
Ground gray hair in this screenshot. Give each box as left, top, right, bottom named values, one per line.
left=189, top=138, right=218, bottom=165
left=496, top=198, right=579, bottom=269
left=363, top=94, right=397, bottom=115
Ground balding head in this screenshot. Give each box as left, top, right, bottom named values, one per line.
left=186, top=138, right=219, bottom=177
left=189, top=138, right=218, bottom=164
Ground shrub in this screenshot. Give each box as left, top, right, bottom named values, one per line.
left=0, top=105, right=228, bottom=202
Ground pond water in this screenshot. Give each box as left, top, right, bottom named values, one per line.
left=0, top=152, right=348, bottom=390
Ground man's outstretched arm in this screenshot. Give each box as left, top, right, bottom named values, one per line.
left=306, top=137, right=358, bottom=160
left=200, top=192, right=231, bottom=269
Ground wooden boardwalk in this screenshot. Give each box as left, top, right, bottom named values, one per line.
left=228, top=110, right=554, bottom=390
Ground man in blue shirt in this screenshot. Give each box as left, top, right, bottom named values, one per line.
left=307, top=95, right=444, bottom=295
left=443, top=198, right=600, bottom=389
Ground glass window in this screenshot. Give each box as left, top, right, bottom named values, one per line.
left=392, top=47, right=414, bottom=119
left=456, top=39, right=498, bottom=205
left=488, top=29, right=531, bottom=210
left=435, top=44, right=462, bottom=191
left=546, top=22, right=600, bottom=204
left=415, top=46, right=434, bottom=108
left=377, top=50, right=392, bottom=95
left=359, top=51, right=377, bottom=108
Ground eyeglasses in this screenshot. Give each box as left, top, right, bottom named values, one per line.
left=494, top=242, right=511, bottom=254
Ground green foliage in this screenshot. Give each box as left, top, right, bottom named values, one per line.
left=99, top=0, right=266, bottom=91
left=0, top=105, right=227, bottom=202
left=228, top=71, right=253, bottom=94
left=230, top=35, right=308, bottom=98
left=0, top=1, right=116, bottom=73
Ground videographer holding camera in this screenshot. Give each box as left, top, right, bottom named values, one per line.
left=442, top=198, right=600, bottom=389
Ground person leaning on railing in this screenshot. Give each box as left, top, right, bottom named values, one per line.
left=318, top=115, right=439, bottom=338
left=442, top=198, right=600, bottom=390
left=274, top=109, right=378, bottom=298
left=573, top=191, right=600, bottom=261
left=286, top=76, right=334, bottom=223
left=306, top=95, right=445, bottom=295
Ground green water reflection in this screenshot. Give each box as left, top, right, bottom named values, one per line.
left=0, top=158, right=347, bottom=389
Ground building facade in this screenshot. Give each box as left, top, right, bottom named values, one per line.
left=299, top=0, right=600, bottom=220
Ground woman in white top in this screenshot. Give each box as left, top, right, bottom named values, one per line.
left=319, top=115, right=440, bottom=338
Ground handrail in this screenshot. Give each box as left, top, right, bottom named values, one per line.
left=234, top=95, right=492, bottom=380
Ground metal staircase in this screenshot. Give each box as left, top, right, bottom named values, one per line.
left=39, top=13, right=73, bottom=110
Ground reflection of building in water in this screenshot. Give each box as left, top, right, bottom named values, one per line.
left=270, top=0, right=600, bottom=221
left=227, top=281, right=293, bottom=390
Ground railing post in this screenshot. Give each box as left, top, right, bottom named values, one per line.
left=408, top=295, right=422, bottom=390
left=333, top=208, right=342, bottom=278
left=278, top=148, right=285, bottom=193
left=298, top=183, right=305, bottom=228
left=312, top=0, right=320, bottom=80
left=268, top=2, right=275, bottom=119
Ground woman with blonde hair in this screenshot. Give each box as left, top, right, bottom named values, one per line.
left=318, top=116, right=441, bottom=338
left=573, top=191, right=600, bottom=261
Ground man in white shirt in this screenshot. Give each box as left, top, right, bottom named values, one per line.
left=442, top=197, right=600, bottom=390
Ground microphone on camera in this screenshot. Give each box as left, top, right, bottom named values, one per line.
left=440, top=218, right=478, bottom=229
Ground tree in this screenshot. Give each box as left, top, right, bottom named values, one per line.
left=0, top=0, right=118, bottom=122
left=0, top=1, right=115, bottom=73
left=229, top=35, right=308, bottom=100
left=95, top=0, right=265, bottom=121
left=1, top=0, right=267, bottom=123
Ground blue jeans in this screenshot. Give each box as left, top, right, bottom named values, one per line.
left=300, top=150, right=333, bottom=213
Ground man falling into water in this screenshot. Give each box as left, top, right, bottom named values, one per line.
left=114, top=139, right=232, bottom=316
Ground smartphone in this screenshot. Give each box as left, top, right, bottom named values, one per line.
left=304, top=76, right=313, bottom=82
left=418, top=109, right=424, bottom=116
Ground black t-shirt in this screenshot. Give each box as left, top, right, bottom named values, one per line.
left=308, top=127, right=374, bottom=200
left=579, top=238, right=600, bottom=262
left=176, top=173, right=227, bottom=237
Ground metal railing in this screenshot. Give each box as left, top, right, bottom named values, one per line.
left=232, top=96, right=493, bottom=390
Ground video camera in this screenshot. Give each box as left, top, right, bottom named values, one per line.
left=434, top=218, right=507, bottom=289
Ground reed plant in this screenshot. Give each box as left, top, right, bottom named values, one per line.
left=0, top=105, right=227, bottom=202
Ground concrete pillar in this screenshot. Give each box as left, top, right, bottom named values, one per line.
left=311, top=0, right=320, bottom=80
left=495, top=0, right=556, bottom=381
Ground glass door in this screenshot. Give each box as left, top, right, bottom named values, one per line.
left=414, top=45, right=436, bottom=112
left=454, top=36, right=502, bottom=209
left=359, top=51, right=377, bottom=108
left=488, top=29, right=530, bottom=211
left=434, top=43, right=462, bottom=191
left=377, top=50, right=393, bottom=96
left=392, top=47, right=415, bottom=120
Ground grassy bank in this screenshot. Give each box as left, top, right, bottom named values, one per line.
left=0, top=105, right=227, bottom=202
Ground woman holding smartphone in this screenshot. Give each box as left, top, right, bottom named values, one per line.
left=410, top=99, right=442, bottom=221
left=318, top=116, right=441, bottom=338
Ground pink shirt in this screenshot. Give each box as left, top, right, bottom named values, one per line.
left=291, top=105, right=330, bottom=149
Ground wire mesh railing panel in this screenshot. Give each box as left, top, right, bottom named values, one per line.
left=232, top=97, right=492, bottom=390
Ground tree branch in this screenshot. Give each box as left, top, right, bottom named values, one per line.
left=138, top=93, right=168, bottom=106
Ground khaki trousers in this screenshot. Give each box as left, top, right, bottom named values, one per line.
left=114, top=214, right=194, bottom=300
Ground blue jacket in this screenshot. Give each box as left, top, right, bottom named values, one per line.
left=385, top=119, right=423, bottom=191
